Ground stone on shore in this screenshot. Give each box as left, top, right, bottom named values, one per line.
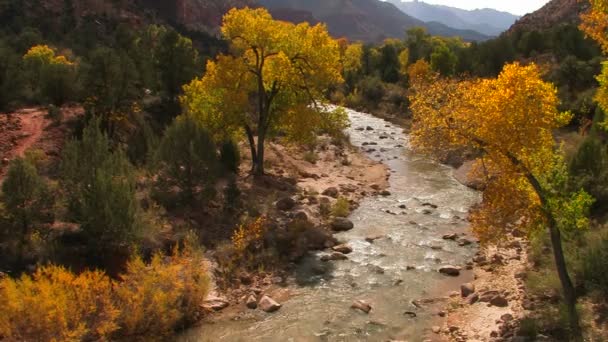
left=461, top=283, right=476, bottom=297
left=351, top=300, right=372, bottom=314
left=332, top=244, right=353, bottom=254
left=246, top=295, right=258, bottom=309
left=259, top=295, right=281, bottom=312
left=438, top=265, right=461, bottom=276
left=331, top=217, right=354, bottom=231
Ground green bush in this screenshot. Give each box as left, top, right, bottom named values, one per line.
left=580, top=233, right=608, bottom=295
left=47, top=105, right=62, bottom=124
left=156, top=115, right=219, bottom=203
left=569, top=135, right=608, bottom=212
left=1, top=157, right=54, bottom=263
left=357, top=76, right=385, bottom=104
left=219, top=139, right=240, bottom=174
left=61, top=117, right=144, bottom=258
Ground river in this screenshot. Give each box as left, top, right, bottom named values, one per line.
left=180, top=108, right=480, bottom=341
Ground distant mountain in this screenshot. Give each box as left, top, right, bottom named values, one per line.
left=386, top=0, right=519, bottom=37
left=507, top=0, right=590, bottom=34
left=259, top=0, right=490, bottom=42
left=140, top=0, right=257, bottom=32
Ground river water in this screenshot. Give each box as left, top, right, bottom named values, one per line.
left=180, top=108, right=480, bottom=341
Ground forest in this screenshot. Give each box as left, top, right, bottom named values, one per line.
left=0, top=0, right=608, bottom=341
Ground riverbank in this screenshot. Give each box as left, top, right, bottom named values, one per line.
left=197, top=131, right=391, bottom=321
left=184, top=107, right=481, bottom=341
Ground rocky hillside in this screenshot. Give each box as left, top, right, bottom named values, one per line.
left=507, top=0, right=590, bottom=34
left=140, top=0, right=257, bottom=32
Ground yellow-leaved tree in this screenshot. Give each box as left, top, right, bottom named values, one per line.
left=580, top=0, right=608, bottom=129
left=409, top=63, right=593, bottom=337
left=181, top=8, right=347, bottom=175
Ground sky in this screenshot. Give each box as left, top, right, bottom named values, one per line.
left=405, top=0, right=551, bottom=16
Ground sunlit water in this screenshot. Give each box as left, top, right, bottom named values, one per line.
left=180, top=108, right=480, bottom=341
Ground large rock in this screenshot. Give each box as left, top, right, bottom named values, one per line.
left=276, top=197, right=296, bottom=211
left=461, top=283, right=475, bottom=297
left=438, top=265, right=461, bottom=276
left=321, top=252, right=348, bottom=262
left=202, top=297, right=230, bottom=311
left=490, top=295, right=509, bottom=307
left=331, top=217, right=354, bottom=231
left=259, top=295, right=281, bottom=312
left=246, top=295, right=258, bottom=309
left=351, top=300, right=372, bottom=314
left=332, top=244, right=353, bottom=254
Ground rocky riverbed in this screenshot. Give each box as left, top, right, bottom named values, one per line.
left=180, top=108, right=481, bottom=341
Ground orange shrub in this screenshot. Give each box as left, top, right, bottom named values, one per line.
left=0, top=243, right=210, bottom=340
left=114, top=244, right=209, bottom=338
left=0, top=266, right=119, bottom=341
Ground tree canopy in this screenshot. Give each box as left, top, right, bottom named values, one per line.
left=181, top=7, right=347, bottom=175
left=409, top=62, right=593, bottom=336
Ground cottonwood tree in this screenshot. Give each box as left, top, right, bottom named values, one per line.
left=181, top=8, right=346, bottom=175
left=580, top=0, right=608, bottom=129
left=409, top=63, right=593, bottom=337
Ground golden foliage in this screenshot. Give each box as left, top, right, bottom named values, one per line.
left=0, top=243, right=209, bottom=341
left=343, top=43, right=364, bottom=75
left=181, top=7, right=347, bottom=148
left=581, top=0, right=608, bottom=128
left=409, top=63, right=578, bottom=242
left=398, top=49, right=410, bottom=78
left=407, top=59, right=435, bottom=88
left=232, top=215, right=267, bottom=255
left=0, top=266, right=119, bottom=341
left=580, top=0, right=608, bottom=54
left=23, top=45, right=74, bottom=66
left=115, top=242, right=209, bottom=338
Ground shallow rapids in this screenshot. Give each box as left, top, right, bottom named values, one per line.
left=180, top=108, right=480, bottom=341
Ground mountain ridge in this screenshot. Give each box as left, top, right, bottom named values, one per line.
left=259, top=0, right=490, bottom=42
left=386, top=0, right=519, bottom=37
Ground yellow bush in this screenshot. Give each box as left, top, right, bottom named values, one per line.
left=0, top=242, right=210, bottom=341
left=331, top=197, right=351, bottom=217
left=0, top=266, right=119, bottom=341
left=115, top=243, right=209, bottom=338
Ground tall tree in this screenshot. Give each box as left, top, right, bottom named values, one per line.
left=181, top=8, right=346, bottom=175
left=409, top=63, right=593, bottom=338
left=61, top=118, right=143, bottom=258
left=581, top=0, right=608, bottom=130
left=1, top=157, right=54, bottom=261
left=156, top=115, right=219, bottom=203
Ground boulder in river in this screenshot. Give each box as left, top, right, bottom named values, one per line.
left=332, top=244, right=353, bottom=254
left=331, top=217, right=354, bottom=231
left=351, top=300, right=372, bottom=314
left=365, top=235, right=384, bottom=243
left=380, top=190, right=391, bottom=196
left=321, top=252, right=349, bottom=262
left=442, top=233, right=459, bottom=241
left=438, top=265, right=461, bottom=276
left=259, top=295, right=282, bottom=312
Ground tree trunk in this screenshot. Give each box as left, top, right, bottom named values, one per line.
left=253, top=130, right=265, bottom=176
left=548, top=217, right=582, bottom=339
left=245, top=125, right=258, bottom=173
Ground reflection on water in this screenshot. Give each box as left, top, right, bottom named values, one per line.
left=180, top=108, right=480, bottom=341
